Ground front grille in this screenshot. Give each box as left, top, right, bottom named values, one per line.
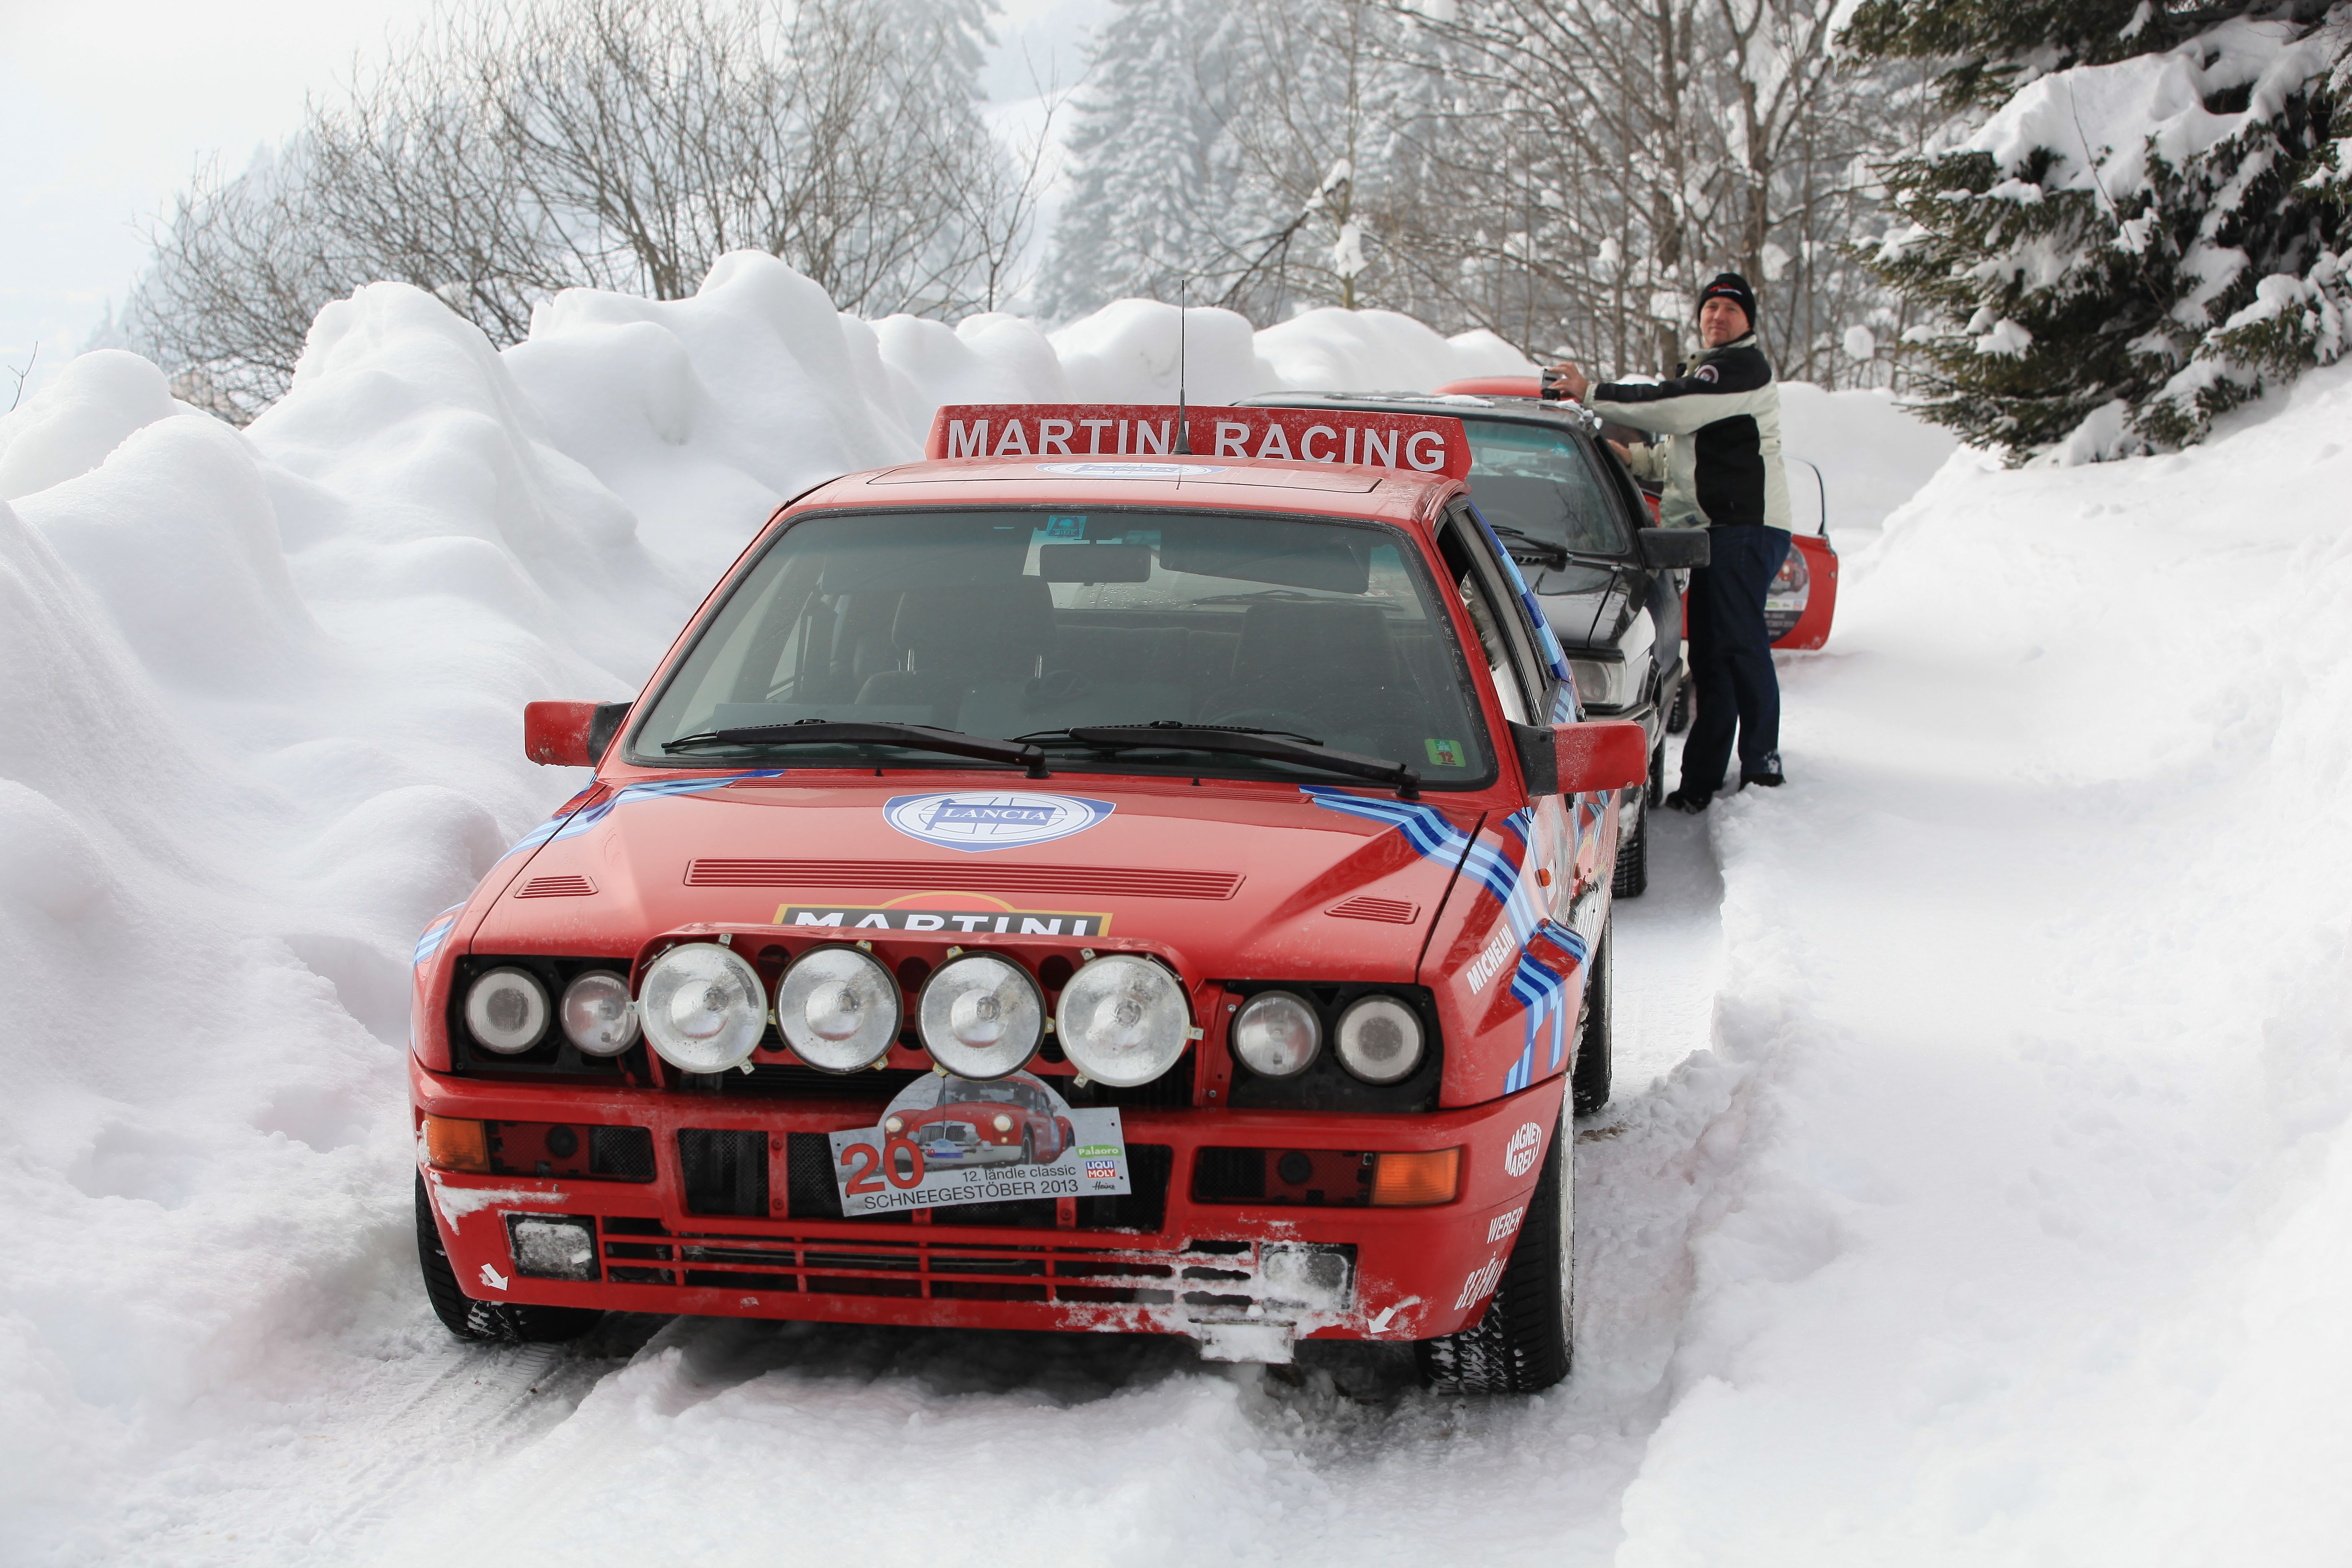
left=1192, top=1147, right=1375, bottom=1207
left=685, top=859, right=1242, bottom=900
left=484, top=1121, right=654, bottom=1182
left=590, top=1126, right=656, bottom=1181
left=678, top=1129, right=768, bottom=1216
left=590, top=1220, right=1279, bottom=1308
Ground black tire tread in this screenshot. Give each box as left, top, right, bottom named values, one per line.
left=415, top=1173, right=603, bottom=1344
left=1611, top=795, right=1648, bottom=897
left=1571, top=919, right=1614, bottom=1116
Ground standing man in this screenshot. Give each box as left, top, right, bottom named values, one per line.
left=1551, top=272, right=1793, bottom=812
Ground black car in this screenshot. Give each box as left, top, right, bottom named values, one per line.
left=1241, top=389, right=1705, bottom=895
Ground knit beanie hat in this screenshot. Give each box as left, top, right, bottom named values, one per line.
left=1697, top=272, right=1756, bottom=328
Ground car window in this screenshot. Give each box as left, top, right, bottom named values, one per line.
left=632, top=506, right=1500, bottom=787
left=1439, top=511, right=1546, bottom=727
left=1462, top=419, right=1631, bottom=557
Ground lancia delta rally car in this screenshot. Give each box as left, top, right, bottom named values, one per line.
left=411, top=400, right=1653, bottom=1393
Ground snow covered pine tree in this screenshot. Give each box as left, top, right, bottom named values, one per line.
left=1852, top=0, right=2350, bottom=458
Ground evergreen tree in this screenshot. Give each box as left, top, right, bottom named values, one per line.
left=1854, top=3, right=2350, bottom=457
left=1037, top=0, right=1253, bottom=315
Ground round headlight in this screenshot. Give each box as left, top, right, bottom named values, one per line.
left=884, top=1114, right=904, bottom=1134
left=774, top=946, right=901, bottom=1071
left=1055, top=954, right=1189, bottom=1087
left=639, top=942, right=766, bottom=1073
left=917, top=954, right=1042, bottom=1078
left=466, top=967, right=550, bottom=1055
left=559, top=970, right=639, bottom=1057
left=993, top=1113, right=1014, bottom=1132
left=1232, top=991, right=1320, bottom=1078
left=1334, top=994, right=1424, bottom=1084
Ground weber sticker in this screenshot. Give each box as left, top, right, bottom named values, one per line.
left=827, top=1069, right=1131, bottom=1216
left=779, top=904, right=1112, bottom=937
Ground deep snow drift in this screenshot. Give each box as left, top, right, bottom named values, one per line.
left=10, top=253, right=2347, bottom=1566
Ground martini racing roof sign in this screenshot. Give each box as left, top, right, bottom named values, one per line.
left=924, top=403, right=1472, bottom=480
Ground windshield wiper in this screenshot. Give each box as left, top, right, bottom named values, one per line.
left=1014, top=720, right=1419, bottom=799
left=663, top=720, right=1048, bottom=778
left=1487, top=525, right=1622, bottom=571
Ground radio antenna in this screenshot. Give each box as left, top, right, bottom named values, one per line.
left=1174, top=279, right=1191, bottom=454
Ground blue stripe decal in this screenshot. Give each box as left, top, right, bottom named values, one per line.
left=1467, top=502, right=1579, bottom=711
left=1305, top=786, right=1593, bottom=1093
left=493, top=770, right=786, bottom=865
left=413, top=904, right=464, bottom=968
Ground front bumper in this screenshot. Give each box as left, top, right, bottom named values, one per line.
left=413, top=1056, right=1565, bottom=1354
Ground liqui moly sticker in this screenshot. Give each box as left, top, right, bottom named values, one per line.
left=828, top=1070, right=1130, bottom=1216
left=926, top=403, right=1472, bottom=479
left=882, top=792, right=1113, bottom=853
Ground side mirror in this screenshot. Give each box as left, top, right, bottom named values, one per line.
left=1513, top=719, right=1648, bottom=795
left=525, top=700, right=632, bottom=767
left=1638, top=527, right=1710, bottom=569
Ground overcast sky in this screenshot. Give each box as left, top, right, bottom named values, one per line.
left=0, top=0, right=1103, bottom=403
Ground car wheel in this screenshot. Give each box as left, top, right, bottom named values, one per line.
left=415, top=1173, right=602, bottom=1344
left=1414, top=1108, right=1572, bottom=1394
left=1021, top=1129, right=1036, bottom=1166
left=1571, top=916, right=1614, bottom=1116
left=1646, top=739, right=1665, bottom=809
left=1666, top=678, right=1692, bottom=735
left=1611, top=790, right=1649, bottom=898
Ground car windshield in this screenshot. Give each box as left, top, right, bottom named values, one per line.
left=936, top=1079, right=1025, bottom=1105
left=631, top=507, right=1497, bottom=785
left=1462, top=419, right=1630, bottom=565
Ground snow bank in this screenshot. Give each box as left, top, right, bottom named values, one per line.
left=1777, top=383, right=1959, bottom=534
left=0, top=251, right=1940, bottom=1563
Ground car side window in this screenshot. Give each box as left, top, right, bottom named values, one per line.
left=1439, top=510, right=1548, bottom=726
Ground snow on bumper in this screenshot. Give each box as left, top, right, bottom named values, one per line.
left=413, top=1056, right=1565, bottom=1356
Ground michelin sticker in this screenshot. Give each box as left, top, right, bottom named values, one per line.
left=883, top=792, right=1114, bottom=853
left=828, top=1070, right=1130, bottom=1216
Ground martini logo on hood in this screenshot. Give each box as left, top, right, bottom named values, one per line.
left=883, top=792, right=1114, bottom=853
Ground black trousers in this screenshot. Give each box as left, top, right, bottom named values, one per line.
left=1679, top=524, right=1791, bottom=795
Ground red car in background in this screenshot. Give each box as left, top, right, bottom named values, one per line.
left=885, top=1074, right=1075, bottom=1167
left=410, top=398, right=1653, bottom=1393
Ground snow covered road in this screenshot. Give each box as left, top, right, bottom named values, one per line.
left=7, top=260, right=2348, bottom=1564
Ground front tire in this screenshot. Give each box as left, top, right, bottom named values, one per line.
left=1611, top=789, right=1649, bottom=897
left=1415, top=1108, right=1573, bottom=1393
left=1571, top=916, right=1614, bottom=1116
left=1666, top=678, right=1692, bottom=735
left=415, top=1174, right=602, bottom=1344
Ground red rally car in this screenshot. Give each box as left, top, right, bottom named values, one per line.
left=410, top=400, right=1648, bottom=1393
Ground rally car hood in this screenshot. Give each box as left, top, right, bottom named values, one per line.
left=1523, top=562, right=1627, bottom=650
left=469, top=773, right=1480, bottom=983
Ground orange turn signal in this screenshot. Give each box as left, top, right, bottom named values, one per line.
left=422, top=1115, right=490, bottom=1173
left=1369, top=1147, right=1460, bottom=1206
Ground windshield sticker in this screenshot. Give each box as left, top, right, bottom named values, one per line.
left=827, top=1069, right=1130, bottom=1216
left=883, top=792, right=1114, bottom=853
left=1043, top=514, right=1086, bottom=538
left=1424, top=738, right=1467, bottom=768
left=777, top=900, right=1112, bottom=937
left=1034, top=462, right=1223, bottom=478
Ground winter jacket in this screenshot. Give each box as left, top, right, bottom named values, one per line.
left=1588, top=334, right=1792, bottom=530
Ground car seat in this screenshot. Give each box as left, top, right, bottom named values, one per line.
left=855, top=577, right=1056, bottom=717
